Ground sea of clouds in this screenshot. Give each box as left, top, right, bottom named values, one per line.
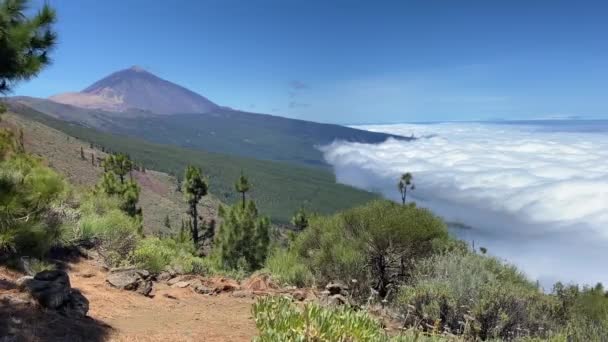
left=322, top=121, right=608, bottom=287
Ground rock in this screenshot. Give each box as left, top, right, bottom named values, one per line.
left=231, top=290, right=253, bottom=299
left=16, top=276, right=34, bottom=289
left=328, top=294, right=349, bottom=306
left=167, top=275, right=197, bottom=286
left=208, top=277, right=240, bottom=294
left=172, top=281, right=190, bottom=289
left=106, top=269, right=143, bottom=290
left=325, top=281, right=348, bottom=296
left=27, top=270, right=71, bottom=309
left=189, top=279, right=213, bottom=295
left=157, top=271, right=172, bottom=282
left=136, top=269, right=150, bottom=279
left=136, top=280, right=154, bottom=297
left=106, top=268, right=153, bottom=296
left=292, top=290, right=307, bottom=302
left=19, top=270, right=89, bottom=317
left=61, top=289, right=89, bottom=318
left=192, top=284, right=213, bottom=295
left=163, top=293, right=178, bottom=300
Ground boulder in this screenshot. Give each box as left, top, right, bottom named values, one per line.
left=106, top=268, right=153, bottom=297
left=106, top=269, right=141, bottom=290
left=19, top=270, right=89, bottom=318
left=27, top=270, right=71, bottom=309
left=61, top=289, right=89, bottom=318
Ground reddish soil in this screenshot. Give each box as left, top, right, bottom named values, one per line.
left=0, top=260, right=258, bottom=341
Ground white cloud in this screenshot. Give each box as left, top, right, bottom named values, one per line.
left=322, top=122, right=608, bottom=287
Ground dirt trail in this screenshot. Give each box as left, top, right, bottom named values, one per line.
left=1, top=260, right=258, bottom=341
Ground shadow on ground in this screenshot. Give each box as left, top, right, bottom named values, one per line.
left=0, top=266, right=114, bottom=342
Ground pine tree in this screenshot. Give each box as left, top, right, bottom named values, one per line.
left=291, top=208, right=309, bottom=231
left=234, top=171, right=250, bottom=209
left=216, top=200, right=270, bottom=271
left=103, top=153, right=133, bottom=184
left=0, top=0, right=57, bottom=94
left=183, top=165, right=208, bottom=249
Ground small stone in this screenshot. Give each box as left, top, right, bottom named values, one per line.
left=172, top=281, right=190, bottom=288
left=157, top=271, right=172, bottom=282
left=136, top=280, right=154, bottom=297
left=231, top=290, right=253, bottom=298
left=292, top=290, right=307, bottom=301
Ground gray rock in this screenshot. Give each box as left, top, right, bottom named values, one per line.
left=106, top=268, right=155, bottom=297
left=27, top=270, right=71, bottom=309
left=156, top=271, right=172, bottom=282
left=172, top=281, right=190, bottom=288
left=136, top=280, right=154, bottom=297
left=325, top=281, right=349, bottom=296
left=62, top=289, right=89, bottom=318
left=19, top=270, right=89, bottom=317
left=328, top=294, right=349, bottom=306
left=191, top=281, right=213, bottom=295
left=106, top=269, right=142, bottom=290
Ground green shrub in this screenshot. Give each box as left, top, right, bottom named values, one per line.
left=264, top=248, right=314, bottom=287
left=69, top=203, right=140, bottom=267
left=215, top=200, right=270, bottom=271
left=253, top=296, right=448, bottom=342
left=289, top=200, right=448, bottom=298
left=0, top=137, right=67, bottom=257
left=398, top=249, right=560, bottom=340
left=132, top=236, right=205, bottom=274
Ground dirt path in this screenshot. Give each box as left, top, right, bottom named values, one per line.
left=1, top=260, right=257, bottom=341
left=68, top=261, right=257, bottom=341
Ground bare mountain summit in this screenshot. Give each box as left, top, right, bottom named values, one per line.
left=50, top=66, right=218, bottom=115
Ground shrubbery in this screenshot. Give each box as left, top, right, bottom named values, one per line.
left=0, top=128, right=67, bottom=257
left=398, top=249, right=559, bottom=340
left=253, top=296, right=448, bottom=342
left=280, top=200, right=448, bottom=298
left=132, top=236, right=206, bottom=274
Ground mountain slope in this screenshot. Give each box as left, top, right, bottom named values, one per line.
left=50, top=66, right=218, bottom=114
left=11, top=96, right=405, bottom=167
left=6, top=104, right=380, bottom=222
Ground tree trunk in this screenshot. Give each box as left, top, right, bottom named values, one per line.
left=242, top=192, right=245, bottom=209
left=373, top=254, right=389, bottom=298
left=191, top=203, right=199, bottom=249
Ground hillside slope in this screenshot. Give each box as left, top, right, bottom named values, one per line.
left=10, top=96, right=403, bottom=167
left=5, top=106, right=379, bottom=222
left=1, top=112, right=218, bottom=235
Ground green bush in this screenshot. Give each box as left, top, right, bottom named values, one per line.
left=132, top=236, right=205, bottom=274
left=253, top=296, right=448, bottom=342
left=288, top=200, right=448, bottom=298
left=398, top=249, right=560, bottom=340
left=264, top=247, right=314, bottom=287
left=0, top=132, right=67, bottom=257
left=215, top=200, right=270, bottom=271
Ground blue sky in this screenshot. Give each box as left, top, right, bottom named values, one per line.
left=14, top=0, right=608, bottom=123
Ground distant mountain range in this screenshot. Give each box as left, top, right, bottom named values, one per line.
left=8, top=66, right=407, bottom=167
